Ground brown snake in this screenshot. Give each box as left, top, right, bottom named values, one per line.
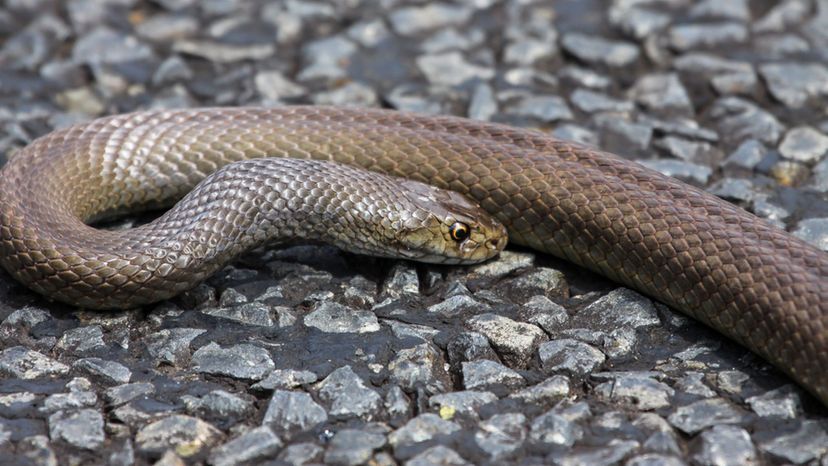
left=0, top=106, right=826, bottom=405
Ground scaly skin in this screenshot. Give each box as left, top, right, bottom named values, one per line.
left=0, top=106, right=826, bottom=405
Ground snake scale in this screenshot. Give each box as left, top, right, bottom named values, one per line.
left=0, top=106, right=826, bottom=405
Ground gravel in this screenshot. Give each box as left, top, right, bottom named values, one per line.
left=0, top=0, right=825, bottom=464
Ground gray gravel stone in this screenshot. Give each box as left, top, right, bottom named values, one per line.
left=690, top=0, right=751, bottom=21
left=388, top=3, right=474, bottom=36
left=304, top=301, right=380, bottom=333
left=553, top=439, right=640, bottom=466
left=203, top=301, right=275, bottom=327
left=792, top=218, right=828, bottom=251
left=145, top=328, right=205, bottom=366
left=668, top=398, right=749, bottom=434
left=522, top=295, right=568, bottom=333
left=135, top=13, right=198, bottom=41
left=381, top=263, right=419, bottom=298
left=674, top=372, right=717, bottom=398
left=640, top=159, right=712, bottom=186
left=389, top=342, right=448, bottom=393
left=712, top=70, right=758, bottom=95
left=42, top=381, right=97, bottom=412
left=422, top=27, right=484, bottom=54
left=104, top=382, right=155, bottom=407
left=608, top=5, right=672, bottom=40
left=253, top=369, right=318, bottom=391
left=0, top=306, right=51, bottom=331
left=571, top=88, right=634, bottom=113
left=385, top=385, right=411, bottom=420
left=0, top=346, right=69, bottom=379
left=504, top=36, right=557, bottom=66
left=316, top=366, right=382, bottom=419
left=416, top=52, right=494, bottom=87
left=173, top=39, right=274, bottom=63
left=693, top=425, right=757, bottom=466
left=152, top=55, right=193, bottom=85
left=466, top=313, right=547, bottom=368
left=347, top=19, right=390, bottom=48
left=552, top=124, right=599, bottom=147
left=626, top=454, right=686, bottom=466
left=72, top=27, right=153, bottom=65
left=656, top=136, right=715, bottom=162
left=539, top=339, right=605, bottom=376
left=297, top=35, right=356, bottom=82
left=746, top=385, right=803, bottom=419
left=475, top=412, right=527, bottom=460
left=324, top=428, right=387, bottom=466
left=629, top=73, right=693, bottom=114
left=758, top=420, right=828, bottom=463
left=388, top=413, right=460, bottom=450
left=55, top=325, right=105, bottom=354
left=754, top=0, right=810, bottom=32
left=191, top=343, right=274, bottom=381
left=508, top=95, right=573, bottom=123
left=405, top=445, right=470, bottom=466
left=509, top=375, right=570, bottom=404
left=313, top=82, right=379, bottom=107
left=428, top=391, right=497, bottom=418
left=778, top=126, right=828, bottom=162
left=468, top=83, right=497, bottom=121
left=759, top=62, right=828, bottom=108
left=529, top=409, right=581, bottom=448
left=669, top=22, right=748, bottom=51
left=716, top=370, right=750, bottom=394
left=445, top=331, right=498, bottom=370
left=471, top=250, right=535, bottom=277
left=278, top=442, right=323, bottom=465
left=595, top=115, right=654, bottom=153
left=580, top=288, right=661, bottom=329
left=72, top=358, right=131, bottom=385
left=208, top=426, right=282, bottom=466
left=427, top=294, right=488, bottom=317
left=462, top=359, right=526, bottom=395
left=724, top=139, right=766, bottom=170
left=135, top=415, right=221, bottom=457
left=710, top=97, right=784, bottom=144
left=262, top=390, right=328, bottom=432
left=48, top=409, right=104, bottom=449
left=182, top=389, right=252, bottom=420
left=594, top=373, right=675, bottom=410
left=561, top=33, right=639, bottom=67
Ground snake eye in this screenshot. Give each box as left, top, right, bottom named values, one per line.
left=449, top=222, right=470, bottom=242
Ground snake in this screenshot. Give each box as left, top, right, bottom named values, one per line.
left=0, top=106, right=825, bottom=406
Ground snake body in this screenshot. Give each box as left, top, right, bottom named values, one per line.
left=0, top=106, right=826, bottom=405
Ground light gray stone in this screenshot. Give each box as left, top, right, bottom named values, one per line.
left=0, top=346, right=69, bottom=379
left=561, top=33, right=639, bottom=67
left=466, top=313, right=547, bottom=367
left=191, top=343, right=274, bottom=381
left=462, top=359, right=526, bottom=395
left=778, top=126, right=828, bottom=162
left=668, top=398, right=749, bottom=434
left=316, top=366, right=382, bottom=419
left=48, top=409, right=104, bottom=449
left=759, top=62, right=828, bottom=108
left=135, top=415, right=221, bottom=457
left=759, top=420, right=828, bottom=463
left=538, top=339, right=605, bottom=376
left=694, top=425, right=757, bottom=466
left=304, top=301, right=380, bottom=334
left=262, top=390, right=328, bottom=432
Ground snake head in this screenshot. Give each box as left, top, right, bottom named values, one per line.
left=391, top=180, right=508, bottom=264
